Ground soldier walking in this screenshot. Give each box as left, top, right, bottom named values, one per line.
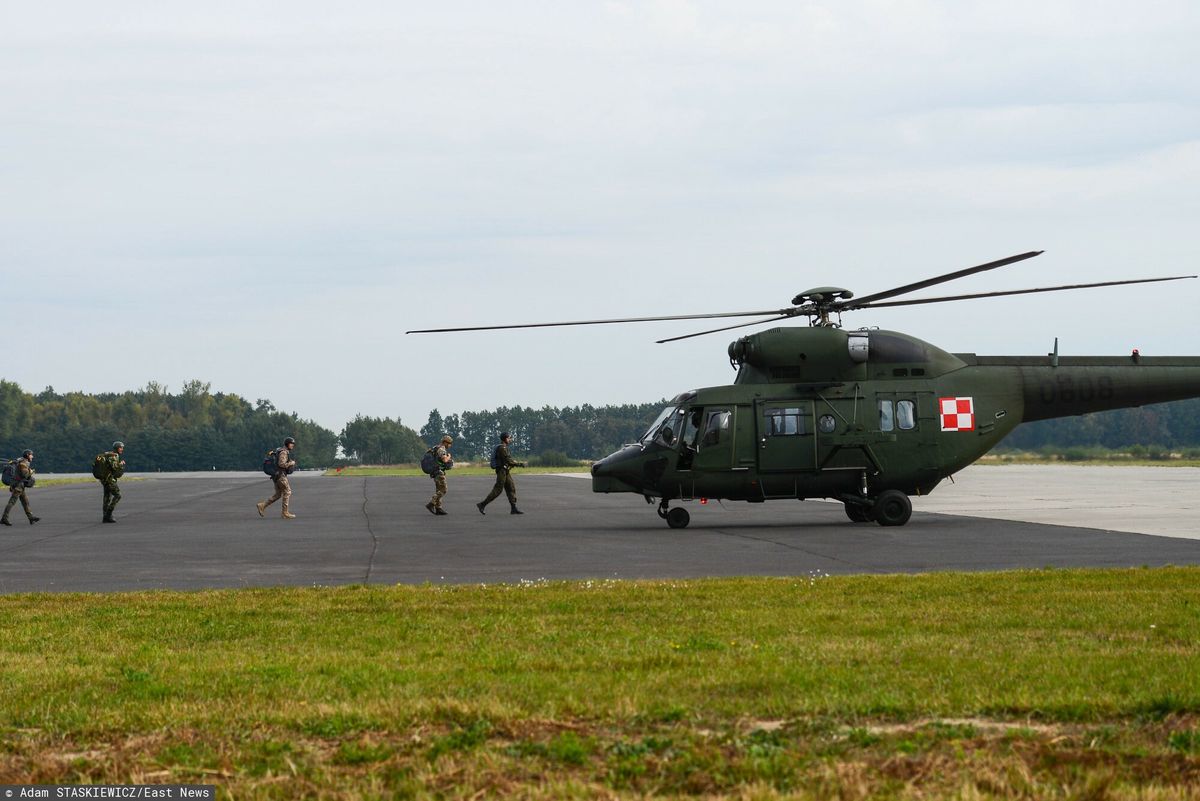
left=98, top=441, right=126, bottom=523
left=477, top=432, right=525, bottom=515
left=2, top=450, right=40, bottom=526
left=257, top=437, right=298, bottom=519
left=425, top=435, right=453, bottom=516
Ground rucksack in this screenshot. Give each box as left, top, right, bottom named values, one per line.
left=262, top=447, right=283, bottom=477
left=92, top=453, right=111, bottom=481
left=489, top=445, right=502, bottom=470
left=1, top=460, right=16, bottom=487
left=420, top=448, right=437, bottom=475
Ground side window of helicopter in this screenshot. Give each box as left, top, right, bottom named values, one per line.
left=682, top=408, right=702, bottom=448
left=879, top=400, right=894, bottom=432
left=702, top=410, right=731, bottom=447
left=764, top=407, right=805, bottom=436
left=896, top=400, right=916, bottom=430
left=817, top=414, right=836, bottom=434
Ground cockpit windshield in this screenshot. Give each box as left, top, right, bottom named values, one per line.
left=641, top=406, right=686, bottom=447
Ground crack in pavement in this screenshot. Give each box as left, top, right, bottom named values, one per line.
left=361, top=477, right=379, bottom=584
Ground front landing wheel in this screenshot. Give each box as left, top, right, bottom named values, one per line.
left=666, top=507, right=691, bottom=529
left=872, top=490, right=912, bottom=527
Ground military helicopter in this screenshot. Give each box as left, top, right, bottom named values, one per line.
left=409, top=252, right=1200, bottom=528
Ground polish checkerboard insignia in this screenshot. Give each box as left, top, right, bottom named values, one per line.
left=939, top=397, right=975, bottom=432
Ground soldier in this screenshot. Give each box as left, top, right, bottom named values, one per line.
left=257, top=436, right=298, bottom=520
left=477, top=432, right=525, bottom=515
left=99, top=441, right=126, bottom=523
left=425, top=435, right=453, bottom=516
left=2, top=449, right=40, bottom=526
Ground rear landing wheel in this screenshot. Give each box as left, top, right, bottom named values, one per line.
left=844, top=502, right=874, bottom=523
left=872, top=490, right=912, bottom=527
left=666, top=507, right=691, bottom=529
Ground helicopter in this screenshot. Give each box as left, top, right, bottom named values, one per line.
left=408, top=252, right=1200, bottom=528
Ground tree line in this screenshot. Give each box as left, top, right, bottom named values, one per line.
left=999, top=398, right=1200, bottom=453
left=0, top=380, right=338, bottom=472
left=7, top=375, right=1200, bottom=471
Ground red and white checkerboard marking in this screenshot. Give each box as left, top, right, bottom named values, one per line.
left=939, top=397, right=975, bottom=432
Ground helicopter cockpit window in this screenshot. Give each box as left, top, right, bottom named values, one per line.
left=897, top=400, right=916, bottom=430
left=879, top=400, right=894, bottom=432
left=765, top=406, right=806, bottom=436
left=702, top=410, right=731, bottom=447
left=642, top=406, right=684, bottom=446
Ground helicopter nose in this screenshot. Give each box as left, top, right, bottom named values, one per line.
left=591, top=446, right=645, bottom=494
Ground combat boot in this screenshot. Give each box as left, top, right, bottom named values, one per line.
left=0, top=518, right=11, bottom=526
left=282, top=512, right=297, bottom=520
left=103, top=516, right=116, bottom=524
left=510, top=505, right=524, bottom=515
left=476, top=502, right=486, bottom=515
left=256, top=502, right=266, bottom=517
left=425, top=502, right=437, bottom=515
left=28, top=516, right=40, bottom=525
left=434, top=508, right=448, bottom=516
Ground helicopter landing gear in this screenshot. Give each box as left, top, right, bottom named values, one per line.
left=657, top=501, right=691, bottom=529
left=843, top=502, right=874, bottom=523
left=872, top=490, right=912, bottom=527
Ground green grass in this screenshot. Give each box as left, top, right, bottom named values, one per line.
left=29, top=477, right=147, bottom=488
left=2, top=569, right=1199, bottom=798
left=325, top=464, right=590, bottom=477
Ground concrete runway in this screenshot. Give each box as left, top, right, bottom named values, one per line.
left=2, top=468, right=1199, bottom=593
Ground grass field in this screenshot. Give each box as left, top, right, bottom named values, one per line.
left=2, top=569, right=1199, bottom=799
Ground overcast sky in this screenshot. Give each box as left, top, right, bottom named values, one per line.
left=4, top=1, right=1198, bottom=435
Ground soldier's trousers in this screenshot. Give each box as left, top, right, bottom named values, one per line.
left=481, top=469, right=517, bottom=507
left=102, top=480, right=121, bottom=518
left=430, top=473, right=448, bottom=508
left=263, top=476, right=292, bottom=514
left=4, top=488, right=33, bottom=521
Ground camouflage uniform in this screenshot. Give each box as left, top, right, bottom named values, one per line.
left=99, top=451, right=125, bottom=521
left=3, top=457, right=35, bottom=524
left=429, top=445, right=451, bottom=510
left=479, top=442, right=522, bottom=510
left=261, top=447, right=297, bottom=517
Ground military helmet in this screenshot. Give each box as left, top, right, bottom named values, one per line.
left=284, top=437, right=296, bottom=446
left=22, top=449, right=32, bottom=458
left=112, top=441, right=125, bottom=450
left=441, top=435, right=453, bottom=444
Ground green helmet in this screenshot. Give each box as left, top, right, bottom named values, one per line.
left=112, top=441, right=125, bottom=450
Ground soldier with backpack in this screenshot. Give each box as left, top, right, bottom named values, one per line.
left=476, top=432, right=525, bottom=515
left=2, top=450, right=40, bottom=526
left=93, top=442, right=126, bottom=523
left=424, top=435, right=454, bottom=515
left=257, top=437, right=298, bottom=519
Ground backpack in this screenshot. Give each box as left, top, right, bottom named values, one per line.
left=262, top=448, right=283, bottom=477
left=1, top=460, right=16, bottom=487
left=420, top=448, right=437, bottom=475
left=489, top=445, right=502, bottom=470
left=92, top=453, right=111, bottom=481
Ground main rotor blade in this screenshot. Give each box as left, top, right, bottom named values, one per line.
left=856, top=275, right=1198, bottom=309
left=655, top=315, right=795, bottom=344
left=405, top=308, right=793, bottom=334
left=841, top=251, right=1044, bottom=309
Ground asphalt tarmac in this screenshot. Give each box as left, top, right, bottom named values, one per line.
left=3, top=472, right=1199, bottom=593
